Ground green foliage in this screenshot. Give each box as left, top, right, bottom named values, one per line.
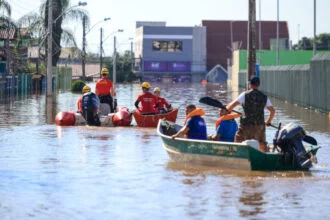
left=103, top=51, right=138, bottom=83
left=293, top=33, right=330, bottom=50
left=71, top=80, right=85, bottom=93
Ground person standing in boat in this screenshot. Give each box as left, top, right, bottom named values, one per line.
left=95, top=68, right=116, bottom=113
left=78, top=85, right=101, bottom=126
left=153, top=87, right=172, bottom=114
left=134, top=82, right=158, bottom=114
left=171, top=104, right=207, bottom=140
left=225, top=76, right=275, bottom=152
left=208, top=109, right=239, bottom=142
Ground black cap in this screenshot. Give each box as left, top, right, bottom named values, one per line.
left=249, top=76, right=260, bottom=86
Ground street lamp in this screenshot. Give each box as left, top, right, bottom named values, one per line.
left=82, top=17, right=111, bottom=80
left=99, top=29, right=124, bottom=78
left=111, top=30, right=124, bottom=85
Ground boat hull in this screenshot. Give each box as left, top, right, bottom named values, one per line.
left=55, top=107, right=132, bottom=127
left=133, top=108, right=179, bottom=127
left=157, top=120, right=320, bottom=171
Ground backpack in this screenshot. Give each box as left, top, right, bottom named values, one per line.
left=82, top=92, right=99, bottom=112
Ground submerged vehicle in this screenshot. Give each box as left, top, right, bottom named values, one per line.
left=157, top=119, right=320, bottom=171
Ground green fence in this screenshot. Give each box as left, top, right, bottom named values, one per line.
left=238, top=50, right=328, bottom=71
left=53, top=66, right=72, bottom=91
left=238, top=53, right=330, bottom=112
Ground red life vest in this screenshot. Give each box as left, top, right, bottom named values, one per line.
left=156, top=97, right=170, bottom=109
left=136, top=92, right=157, bottom=113
left=95, top=77, right=113, bottom=96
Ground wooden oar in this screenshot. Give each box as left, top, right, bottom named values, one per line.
left=199, top=96, right=317, bottom=145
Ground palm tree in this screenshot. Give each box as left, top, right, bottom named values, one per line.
left=44, top=0, right=89, bottom=66
left=18, top=0, right=89, bottom=66
left=0, top=0, right=11, bottom=16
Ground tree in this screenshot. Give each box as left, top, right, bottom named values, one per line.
left=0, top=0, right=11, bottom=16
left=293, top=33, right=330, bottom=50
left=104, top=51, right=138, bottom=83
left=18, top=0, right=89, bottom=66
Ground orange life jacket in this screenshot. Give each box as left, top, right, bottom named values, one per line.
left=184, top=108, right=206, bottom=125
left=215, top=113, right=240, bottom=129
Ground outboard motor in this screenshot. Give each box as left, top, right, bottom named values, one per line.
left=276, top=123, right=312, bottom=169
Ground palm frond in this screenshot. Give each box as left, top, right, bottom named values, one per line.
left=63, top=8, right=90, bottom=27
left=61, top=28, right=77, bottom=47
left=0, top=0, right=12, bottom=16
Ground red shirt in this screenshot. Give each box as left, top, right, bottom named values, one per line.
left=136, top=92, right=157, bottom=113
left=156, top=97, right=170, bottom=109
left=95, top=77, right=113, bottom=96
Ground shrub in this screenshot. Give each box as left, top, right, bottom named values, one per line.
left=71, top=80, right=86, bottom=93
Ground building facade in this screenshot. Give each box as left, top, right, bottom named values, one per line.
left=202, top=20, right=290, bottom=71
left=134, top=22, right=206, bottom=83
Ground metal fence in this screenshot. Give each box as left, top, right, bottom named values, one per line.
left=238, top=53, right=330, bottom=112
left=0, top=66, right=72, bottom=99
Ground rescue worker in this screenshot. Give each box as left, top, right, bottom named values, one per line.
left=134, top=82, right=157, bottom=114
left=153, top=87, right=172, bottom=114
left=226, top=76, right=275, bottom=152
left=78, top=85, right=101, bottom=126
left=95, top=68, right=116, bottom=113
left=171, top=104, right=207, bottom=140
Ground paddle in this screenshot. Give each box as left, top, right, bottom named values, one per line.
left=199, top=96, right=242, bottom=115
left=199, top=96, right=318, bottom=145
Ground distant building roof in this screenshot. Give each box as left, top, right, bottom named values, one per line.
left=201, top=20, right=289, bottom=71
left=136, top=21, right=166, bottom=28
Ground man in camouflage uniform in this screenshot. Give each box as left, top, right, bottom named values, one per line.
left=226, top=77, right=275, bottom=152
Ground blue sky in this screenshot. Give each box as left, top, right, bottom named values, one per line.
left=11, top=0, right=330, bottom=54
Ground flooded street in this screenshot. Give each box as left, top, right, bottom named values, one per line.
left=1, top=83, right=330, bottom=219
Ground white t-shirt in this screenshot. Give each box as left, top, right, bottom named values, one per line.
left=236, top=92, right=273, bottom=107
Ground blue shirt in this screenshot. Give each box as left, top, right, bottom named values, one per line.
left=216, top=119, right=238, bottom=142
left=186, top=116, right=207, bottom=140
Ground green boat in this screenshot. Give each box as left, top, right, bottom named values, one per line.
left=157, top=119, right=320, bottom=171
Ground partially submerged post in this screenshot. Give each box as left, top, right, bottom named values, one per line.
left=247, top=0, right=257, bottom=88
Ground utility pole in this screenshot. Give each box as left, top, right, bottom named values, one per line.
left=258, top=0, right=262, bottom=64
left=276, top=0, right=280, bottom=65
left=313, top=0, right=316, bottom=56
left=131, top=40, right=134, bottom=72
left=6, top=21, right=10, bottom=73
left=47, top=0, right=53, bottom=96
left=82, top=16, right=86, bottom=80
left=113, top=35, right=117, bottom=85
left=100, top=27, right=103, bottom=78
left=247, top=0, right=257, bottom=86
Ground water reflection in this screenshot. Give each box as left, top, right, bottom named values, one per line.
left=46, top=95, right=57, bottom=124
left=239, top=180, right=266, bottom=217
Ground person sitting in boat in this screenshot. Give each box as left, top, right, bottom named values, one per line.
left=226, top=76, right=275, bottom=152
left=153, top=87, right=172, bottom=114
left=134, top=82, right=158, bottom=115
left=78, top=85, right=101, bottom=126
left=208, top=109, right=239, bottom=142
left=95, top=67, right=116, bottom=113
left=171, top=104, right=207, bottom=140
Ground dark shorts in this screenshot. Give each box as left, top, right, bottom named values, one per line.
left=99, top=95, right=113, bottom=113
left=235, top=124, right=266, bottom=143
